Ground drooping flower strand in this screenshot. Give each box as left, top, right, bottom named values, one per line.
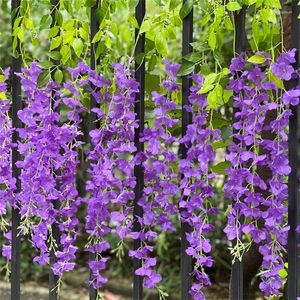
left=15, top=62, right=83, bottom=277
left=225, top=50, right=300, bottom=297
left=84, top=62, right=138, bottom=290
left=129, top=61, right=180, bottom=291
left=0, top=68, right=15, bottom=266
left=179, top=74, right=221, bottom=300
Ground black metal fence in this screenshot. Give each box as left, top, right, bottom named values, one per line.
left=7, top=0, right=300, bottom=299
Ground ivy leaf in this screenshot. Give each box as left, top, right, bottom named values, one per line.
left=37, top=70, right=50, bottom=88
left=72, top=38, right=84, bottom=57
left=54, top=69, right=63, bottom=83
left=247, top=54, right=266, bottom=64
left=211, top=161, right=231, bottom=175
left=177, top=61, right=195, bottom=76
left=226, top=1, right=242, bottom=11
left=179, top=0, right=193, bottom=20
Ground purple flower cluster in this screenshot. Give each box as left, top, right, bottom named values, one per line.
left=84, top=62, right=138, bottom=289
left=130, top=60, right=181, bottom=290
left=0, top=68, right=15, bottom=261
left=15, top=63, right=83, bottom=276
left=225, top=50, right=300, bottom=296
left=180, top=74, right=220, bottom=300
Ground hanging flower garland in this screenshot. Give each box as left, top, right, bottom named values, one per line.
left=224, top=50, right=300, bottom=297
left=129, top=60, right=181, bottom=292
left=15, top=62, right=83, bottom=277
left=0, top=68, right=15, bottom=265
left=84, top=62, right=138, bottom=290
left=179, top=73, right=221, bottom=300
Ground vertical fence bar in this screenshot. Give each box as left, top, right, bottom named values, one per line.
left=180, top=1, right=193, bottom=299
left=11, top=1, right=22, bottom=300
left=89, top=1, right=100, bottom=299
left=288, top=1, right=300, bottom=299
left=49, top=1, right=60, bottom=299
left=230, top=7, right=247, bottom=300
left=133, top=1, right=145, bottom=299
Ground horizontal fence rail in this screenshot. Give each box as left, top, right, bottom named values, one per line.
left=5, top=0, right=300, bottom=300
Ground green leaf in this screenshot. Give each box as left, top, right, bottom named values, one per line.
left=200, top=14, right=210, bottom=27
left=50, top=36, right=62, bottom=50
left=48, top=51, right=62, bottom=61
left=169, top=0, right=181, bottom=10
left=54, top=69, right=63, bottom=83
left=72, top=38, right=84, bottom=57
left=60, top=45, right=71, bottom=64
left=155, top=35, right=168, bottom=57
left=84, top=0, right=96, bottom=7
left=79, top=28, right=89, bottom=41
left=92, top=30, right=102, bottom=43
left=55, top=11, right=63, bottom=26
left=211, top=161, right=231, bottom=175
left=177, top=61, right=195, bottom=76
left=129, top=0, right=139, bottom=9
left=17, top=27, right=24, bottom=42
left=212, top=140, right=230, bottom=150
left=40, top=15, right=52, bottom=29
left=226, top=1, right=242, bottom=11
left=207, top=84, right=223, bottom=108
left=48, top=26, right=60, bottom=38
left=208, top=30, right=216, bottom=50
left=39, top=61, right=53, bottom=69
left=279, top=268, right=288, bottom=279
left=24, top=18, right=34, bottom=30
left=247, top=54, right=266, bottom=64
left=148, top=55, right=157, bottom=72
left=37, top=70, right=50, bottom=87
left=183, top=52, right=202, bottom=63
left=179, top=0, right=193, bottom=20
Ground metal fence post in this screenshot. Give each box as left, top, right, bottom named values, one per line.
left=11, top=0, right=22, bottom=299
left=288, top=1, right=300, bottom=299
left=49, top=1, right=61, bottom=299
left=133, top=1, right=145, bottom=299
left=230, top=7, right=247, bottom=300
left=89, top=1, right=100, bottom=299
left=180, top=1, right=193, bottom=299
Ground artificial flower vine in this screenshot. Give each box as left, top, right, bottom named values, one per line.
left=180, top=73, right=221, bottom=300
left=0, top=49, right=299, bottom=299
left=83, top=62, right=139, bottom=291
left=130, top=61, right=181, bottom=293
left=225, top=49, right=300, bottom=297
left=15, top=62, right=83, bottom=277
left=0, top=68, right=15, bottom=268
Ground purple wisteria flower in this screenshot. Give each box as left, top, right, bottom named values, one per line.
left=180, top=73, right=220, bottom=299
left=0, top=68, right=15, bottom=262
left=85, top=62, right=138, bottom=290
left=225, top=50, right=300, bottom=297
left=15, top=62, right=83, bottom=276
